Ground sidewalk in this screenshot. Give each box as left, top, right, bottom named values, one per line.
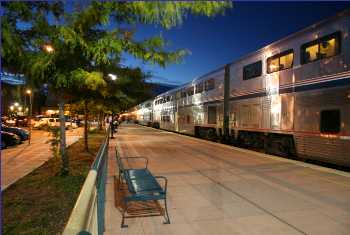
left=1, top=128, right=83, bottom=190
left=104, top=124, right=350, bottom=235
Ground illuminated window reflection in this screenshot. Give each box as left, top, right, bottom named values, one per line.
left=301, top=31, right=340, bottom=64
left=267, top=49, right=294, bottom=73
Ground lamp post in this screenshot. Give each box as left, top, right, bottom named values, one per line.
left=26, top=89, right=33, bottom=144
left=108, top=73, right=118, bottom=139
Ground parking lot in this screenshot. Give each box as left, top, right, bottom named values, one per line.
left=1, top=128, right=83, bottom=189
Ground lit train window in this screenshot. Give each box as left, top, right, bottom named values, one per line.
left=304, top=43, right=319, bottom=62
left=205, top=79, right=215, bottom=91
left=195, top=82, right=204, bottom=93
left=267, top=49, right=294, bottom=73
left=301, top=31, right=341, bottom=64
left=243, top=60, right=262, bottom=80
left=320, top=109, right=340, bottom=134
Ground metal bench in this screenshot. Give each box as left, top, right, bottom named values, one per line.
left=116, top=150, right=170, bottom=228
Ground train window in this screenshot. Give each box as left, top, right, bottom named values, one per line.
left=187, top=87, right=194, bottom=96
left=279, top=51, right=293, bottom=70
left=208, top=106, right=217, bottom=124
left=186, top=115, right=190, bottom=124
left=267, top=49, right=294, bottom=73
left=268, top=57, right=279, bottom=73
left=301, top=31, right=341, bottom=64
left=304, top=43, right=319, bottom=62
left=181, top=91, right=187, bottom=98
left=320, top=37, right=337, bottom=58
left=243, top=61, right=262, bottom=80
left=320, top=109, right=340, bottom=133
left=195, top=82, right=203, bottom=93
left=176, top=91, right=181, bottom=99
left=166, top=96, right=170, bottom=102
left=205, top=79, right=215, bottom=91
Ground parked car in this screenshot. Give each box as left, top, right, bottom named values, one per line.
left=1, top=124, right=29, bottom=141
left=4, top=118, right=16, bottom=126
left=33, top=117, right=50, bottom=128
left=1, top=131, right=21, bottom=149
left=34, top=117, right=77, bottom=129
left=15, top=116, right=29, bottom=127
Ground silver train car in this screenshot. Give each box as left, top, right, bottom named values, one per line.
left=132, top=10, right=350, bottom=167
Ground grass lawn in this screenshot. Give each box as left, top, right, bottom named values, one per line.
left=3, top=130, right=106, bottom=235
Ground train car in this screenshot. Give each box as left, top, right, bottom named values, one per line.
left=132, top=9, right=350, bottom=167
left=135, top=100, right=154, bottom=126
left=153, top=88, right=177, bottom=130
left=228, top=9, right=350, bottom=166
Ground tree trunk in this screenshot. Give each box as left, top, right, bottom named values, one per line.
left=84, top=100, right=89, bottom=152
left=59, top=98, right=68, bottom=175
left=98, top=111, right=103, bottom=130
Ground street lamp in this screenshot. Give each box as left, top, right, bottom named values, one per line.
left=26, top=89, right=33, bottom=145
left=108, top=73, right=117, bottom=81
left=107, top=73, right=118, bottom=138
left=43, top=44, right=55, bottom=53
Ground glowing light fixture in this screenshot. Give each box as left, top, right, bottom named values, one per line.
left=43, top=44, right=55, bottom=53
left=14, top=102, right=19, bottom=107
left=108, top=73, right=117, bottom=80
left=10, top=106, right=14, bottom=111
left=26, top=89, right=32, bottom=94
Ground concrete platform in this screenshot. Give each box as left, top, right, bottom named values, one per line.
left=105, top=124, right=350, bottom=235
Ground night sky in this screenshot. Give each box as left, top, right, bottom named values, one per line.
left=124, top=1, right=350, bottom=85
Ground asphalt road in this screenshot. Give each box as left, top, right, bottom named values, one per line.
left=1, top=128, right=83, bottom=190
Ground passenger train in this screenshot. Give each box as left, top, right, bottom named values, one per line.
left=126, top=10, right=350, bottom=167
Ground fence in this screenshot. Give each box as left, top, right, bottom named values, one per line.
left=63, top=127, right=110, bottom=235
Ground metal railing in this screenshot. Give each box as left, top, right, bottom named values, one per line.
left=63, top=127, right=110, bottom=235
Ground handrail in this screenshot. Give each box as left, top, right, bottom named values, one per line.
left=63, top=126, right=110, bottom=235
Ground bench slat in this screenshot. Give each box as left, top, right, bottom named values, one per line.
left=130, top=178, right=163, bottom=193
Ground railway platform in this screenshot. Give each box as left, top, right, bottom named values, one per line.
left=105, top=124, right=350, bottom=235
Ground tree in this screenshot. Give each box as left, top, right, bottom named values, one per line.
left=1, top=1, right=232, bottom=174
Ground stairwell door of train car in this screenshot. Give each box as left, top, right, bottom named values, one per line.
left=175, top=112, right=179, bottom=132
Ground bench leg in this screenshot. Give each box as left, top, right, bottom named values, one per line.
left=117, top=172, right=122, bottom=191
left=121, top=202, right=129, bottom=228
left=163, top=198, right=171, bottom=224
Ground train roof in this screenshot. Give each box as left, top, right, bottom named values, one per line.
left=153, top=8, right=350, bottom=99
left=229, top=8, right=350, bottom=66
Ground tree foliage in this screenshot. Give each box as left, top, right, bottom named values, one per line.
left=1, top=0, right=232, bottom=172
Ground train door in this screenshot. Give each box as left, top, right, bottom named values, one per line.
left=207, top=105, right=217, bottom=125
left=174, top=112, right=179, bottom=132
left=266, top=72, right=281, bottom=130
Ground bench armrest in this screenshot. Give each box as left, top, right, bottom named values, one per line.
left=154, top=176, right=168, bottom=193
left=121, top=156, right=148, bottom=169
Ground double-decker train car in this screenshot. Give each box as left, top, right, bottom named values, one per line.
left=130, top=10, right=350, bottom=167
left=135, top=100, right=154, bottom=126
